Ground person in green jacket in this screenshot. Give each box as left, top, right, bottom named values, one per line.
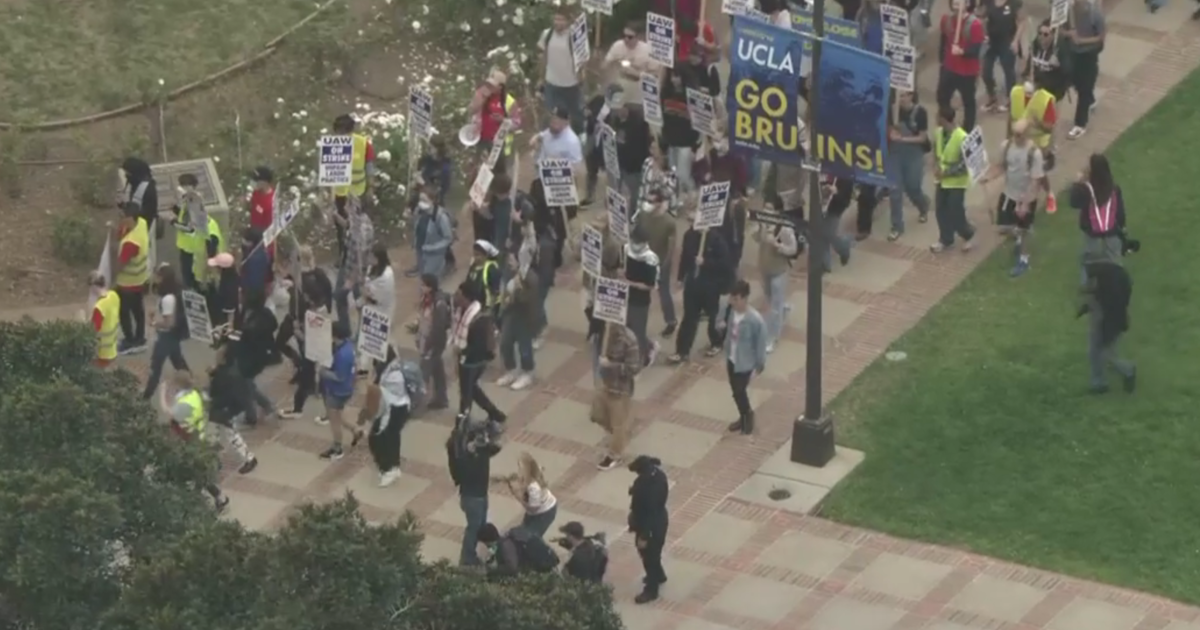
left=931, top=106, right=977, bottom=253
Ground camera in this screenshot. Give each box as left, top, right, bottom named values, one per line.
left=552, top=537, right=573, bottom=550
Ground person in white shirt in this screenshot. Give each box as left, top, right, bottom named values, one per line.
left=716, top=279, right=767, bottom=435
left=360, top=243, right=396, bottom=378
left=603, top=21, right=658, bottom=106
left=538, top=10, right=585, bottom=135
left=765, top=0, right=793, bottom=27
left=363, top=348, right=411, bottom=487
left=531, top=107, right=585, bottom=165
left=504, top=451, right=558, bottom=536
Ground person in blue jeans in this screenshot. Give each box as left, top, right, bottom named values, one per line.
left=140, top=264, right=190, bottom=400
left=316, top=320, right=362, bottom=461
left=446, top=416, right=501, bottom=566
left=888, top=91, right=933, bottom=241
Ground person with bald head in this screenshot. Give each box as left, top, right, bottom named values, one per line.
left=981, top=118, right=1049, bottom=277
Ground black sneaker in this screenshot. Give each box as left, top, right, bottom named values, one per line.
left=238, top=457, right=259, bottom=475
left=634, top=588, right=659, bottom=604
left=427, top=399, right=449, bottom=410
left=319, top=445, right=344, bottom=460
left=727, top=418, right=744, bottom=433
left=661, top=322, right=677, bottom=337
left=215, top=495, right=231, bottom=513
left=350, top=429, right=365, bottom=447
left=597, top=455, right=621, bottom=471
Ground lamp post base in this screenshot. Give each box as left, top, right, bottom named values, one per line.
left=790, top=414, right=835, bottom=467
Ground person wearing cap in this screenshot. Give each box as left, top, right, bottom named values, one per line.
left=558, top=521, right=609, bottom=583
left=468, top=69, right=521, bottom=174
left=537, top=9, right=585, bottom=135
left=247, top=166, right=276, bottom=249
left=165, top=173, right=208, bottom=289
left=466, top=240, right=502, bottom=317
left=89, top=270, right=121, bottom=368
left=627, top=455, right=669, bottom=603
left=206, top=252, right=239, bottom=327
left=604, top=88, right=653, bottom=212
left=329, top=114, right=377, bottom=258
left=114, top=201, right=150, bottom=355
left=603, top=21, right=658, bottom=105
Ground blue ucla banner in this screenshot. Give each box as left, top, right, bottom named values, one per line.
left=813, top=39, right=892, bottom=187
left=728, top=18, right=807, bottom=165
left=790, top=10, right=861, bottom=74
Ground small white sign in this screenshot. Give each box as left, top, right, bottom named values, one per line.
left=87, top=233, right=113, bottom=316
left=640, top=73, right=663, bottom=127
left=357, top=305, right=391, bottom=363
left=695, top=182, right=731, bottom=230
left=582, top=0, right=614, bottom=15
left=263, top=193, right=300, bottom=249
left=646, top=12, right=675, bottom=69
left=487, top=119, right=513, bottom=170
left=181, top=290, right=213, bottom=343
left=539, top=158, right=579, bottom=207
left=304, top=310, right=334, bottom=368
left=593, top=277, right=630, bottom=325
left=884, top=42, right=916, bottom=92
left=469, top=164, right=494, bottom=208
left=962, top=126, right=989, bottom=184
left=606, top=188, right=629, bottom=244
left=686, top=88, right=717, bottom=138
left=318, top=135, right=354, bottom=187
left=1051, top=0, right=1070, bottom=28
left=722, top=0, right=751, bottom=15
left=600, top=123, right=621, bottom=177
left=570, top=13, right=591, bottom=74
left=409, top=86, right=434, bottom=140
left=880, top=4, right=911, bottom=48
left=581, top=224, right=604, bottom=278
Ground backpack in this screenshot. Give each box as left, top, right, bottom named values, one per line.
left=507, top=527, right=560, bottom=573
left=584, top=534, right=609, bottom=582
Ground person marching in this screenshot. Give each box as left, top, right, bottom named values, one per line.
left=89, top=271, right=121, bottom=368
left=204, top=336, right=261, bottom=475
left=361, top=348, right=411, bottom=487
left=317, top=320, right=364, bottom=461
left=1008, top=70, right=1060, bottom=176
left=981, top=119, right=1049, bottom=277
left=141, top=265, right=191, bottom=400
left=716, top=280, right=768, bottom=435
left=1025, top=19, right=1070, bottom=103
left=115, top=202, right=151, bottom=354
left=465, top=240, right=502, bottom=320
left=931, top=107, right=977, bottom=253
left=593, top=321, right=642, bottom=471
left=887, top=91, right=933, bottom=241
left=167, top=173, right=208, bottom=289
left=452, top=281, right=506, bottom=427
left=467, top=69, right=520, bottom=175
left=330, top=114, right=376, bottom=259
left=161, top=370, right=231, bottom=512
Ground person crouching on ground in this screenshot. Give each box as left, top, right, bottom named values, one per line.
left=558, top=521, right=609, bottom=583
left=627, top=455, right=669, bottom=604
left=496, top=253, right=539, bottom=392
left=317, top=319, right=364, bottom=461
left=593, top=321, right=643, bottom=471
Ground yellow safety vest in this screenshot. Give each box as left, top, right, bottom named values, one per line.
left=178, top=390, right=207, bottom=436
left=194, top=216, right=224, bottom=283
left=116, top=218, right=150, bottom=288
left=95, top=290, right=121, bottom=361
left=1009, top=86, right=1054, bottom=149
left=934, top=127, right=970, bottom=190
left=468, top=260, right=499, bottom=307
left=502, top=94, right=516, bottom=156
left=174, top=198, right=204, bottom=254
left=332, top=133, right=370, bottom=197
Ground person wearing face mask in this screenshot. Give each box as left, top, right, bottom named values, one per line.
left=634, top=191, right=678, bottom=337
left=624, top=226, right=661, bottom=367
left=668, top=209, right=732, bottom=364
left=603, top=89, right=653, bottom=213
left=414, top=183, right=454, bottom=280
left=165, top=173, right=208, bottom=290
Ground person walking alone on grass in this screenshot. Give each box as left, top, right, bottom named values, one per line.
left=1069, top=153, right=1127, bottom=274
left=317, top=320, right=363, bottom=461
left=717, top=280, right=767, bottom=435
left=627, top=455, right=669, bottom=604
left=593, top=321, right=642, bottom=471
left=1079, top=256, right=1136, bottom=394
left=931, top=107, right=977, bottom=253
left=888, top=91, right=933, bottom=241
left=936, top=0, right=986, bottom=132
left=141, top=265, right=190, bottom=400
left=980, top=119, right=1049, bottom=277
left=1063, top=0, right=1106, bottom=140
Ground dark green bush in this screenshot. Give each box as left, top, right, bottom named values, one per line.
left=51, top=212, right=101, bottom=267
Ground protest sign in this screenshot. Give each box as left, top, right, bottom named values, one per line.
left=686, top=88, right=717, bottom=138
left=409, top=86, right=434, bottom=140
left=1051, top=0, right=1070, bottom=27
left=538, top=158, right=579, bottom=206
left=790, top=10, right=862, bottom=75
left=318, top=135, right=353, bottom=187
left=357, top=305, right=391, bottom=363
left=749, top=208, right=794, bottom=228
left=581, top=224, right=604, bottom=278
left=813, top=39, right=893, bottom=187
left=570, top=13, right=590, bottom=73
left=963, top=127, right=989, bottom=183
left=647, top=12, right=675, bottom=68
left=181, top=290, right=213, bottom=343
left=304, top=310, right=334, bottom=367
left=469, top=164, right=494, bottom=208
left=582, top=0, right=613, bottom=15
left=263, top=192, right=300, bottom=248
left=880, top=4, right=911, bottom=48
left=884, top=41, right=916, bottom=92
left=593, top=277, right=629, bottom=325
left=640, top=72, right=663, bottom=127
left=487, top=119, right=513, bottom=170
left=695, top=182, right=731, bottom=230
left=606, top=188, right=629, bottom=243
left=600, top=123, right=621, bottom=177
left=722, top=0, right=751, bottom=14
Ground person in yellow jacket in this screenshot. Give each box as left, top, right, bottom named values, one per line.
left=1008, top=74, right=1059, bottom=169
left=115, top=202, right=151, bottom=353
left=89, top=271, right=121, bottom=368
left=162, top=370, right=231, bottom=512
left=196, top=215, right=225, bottom=287
left=466, top=240, right=502, bottom=318
left=166, top=173, right=208, bottom=289
left=330, top=113, right=376, bottom=262
left=931, top=107, right=977, bottom=254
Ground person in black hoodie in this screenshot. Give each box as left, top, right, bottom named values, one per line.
left=236, top=289, right=279, bottom=425
left=206, top=333, right=260, bottom=475
left=627, top=455, right=669, bottom=604
left=668, top=216, right=732, bottom=364
left=605, top=88, right=653, bottom=211
left=582, top=92, right=609, bottom=206
left=1079, top=258, right=1135, bottom=394
left=120, top=157, right=160, bottom=237
left=446, top=415, right=501, bottom=566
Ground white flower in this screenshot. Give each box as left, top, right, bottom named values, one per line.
left=412, top=20, right=421, bottom=30
left=157, top=78, right=165, bottom=86
left=213, top=156, right=221, bottom=163
left=382, top=131, right=391, bottom=139
left=512, top=11, right=524, bottom=25
left=423, top=74, right=434, bottom=83
left=378, top=172, right=392, bottom=182
left=299, top=109, right=308, bottom=117
left=396, top=75, right=406, bottom=83
left=293, top=139, right=301, bottom=148
left=456, top=74, right=466, bottom=82
left=289, top=185, right=301, bottom=196
left=482, top=16, right=491, bottom=24
left=277, top=97, right=285, bottom=104
left=421, top=4, right=429, bottom=13
left=460, top=22, right=470, bottom=31
left=357, top=29, right=364, bottom=36
left=497, top=28, right=505, bottom=36
left=301, top=125, right=308, bottom=134
left=308, top=193, right=318, bottom=201
left=320, top=128, right=328, bottom=133
left=496, top=0, right=506, bottom=5
left=273, top=112, right=281, bottom=119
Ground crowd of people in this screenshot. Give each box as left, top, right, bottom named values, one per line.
left=80, top=0, right=1142, bottom=606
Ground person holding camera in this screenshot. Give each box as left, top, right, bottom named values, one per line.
left=446, top=416, right=501, bottom=567
left=557, top=521, right=609, bottom=583
left=1070, top=154, right=1127, bottom=276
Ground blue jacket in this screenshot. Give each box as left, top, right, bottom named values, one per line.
left=322, top=340, right=356, bottom=399
left=721, top=304, right=768, bottom=374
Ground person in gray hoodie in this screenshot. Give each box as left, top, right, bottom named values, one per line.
left=415, top=182, right=454, bottom=279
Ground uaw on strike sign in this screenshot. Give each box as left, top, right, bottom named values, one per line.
left=318, top=135, right=353, bottom=187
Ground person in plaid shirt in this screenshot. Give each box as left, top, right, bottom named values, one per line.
left=334, top=195, right=375, bottom=326
left=591, top=322, right=642, bottom=470
left=639, top=142, right=679, bottom=219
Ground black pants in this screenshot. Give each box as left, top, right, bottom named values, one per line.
left=726, top=360, right=753, bottom=419
left=180, top=251, right=197, bottom=289
left=936, top=69, right=978, bottom=132
left=637, top=526, right=668, bottom=589
left=457, top=363, right=505, bottom=421
left=675, top=285, right=721, bottom=357
left=292, top=357, right=317, bottom=414
left=141, top=333, right=189, bottom=399
left=116, top=287, right=146, bottom=343
left=855, top=185, right=880, bottom=235
left=368, top=404, right=409, bottom=473
left=1071, top=52, right=1100, bottom=128
left=275, top=313, right=301, bottom=364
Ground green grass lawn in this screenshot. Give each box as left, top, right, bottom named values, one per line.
left=823, top=69, right=1200, bottom=604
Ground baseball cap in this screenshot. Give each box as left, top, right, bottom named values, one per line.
left=251, top=165, right=274, bottom=182
left=558, top=521, right=585, bottom=538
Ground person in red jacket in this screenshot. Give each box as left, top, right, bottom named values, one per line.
left=248, top=166, right=276, bottom=259
left=936, top=0, right=986, bottom=132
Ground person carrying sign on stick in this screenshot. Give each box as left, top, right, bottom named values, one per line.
left=329, top=115, right=377, bottom=260
left=1025, top=19, right=1070, bottom=103
left=634, top=191, right=679, bottom=337
left=468, top=69, right=520, bottom=175
left=593, top=319, right=642, bottom=471
left=936, top=0, right=986, bottom=133
left=931, top=107, right=978, bottom=253
left=667, top=211, right=733, bottom=364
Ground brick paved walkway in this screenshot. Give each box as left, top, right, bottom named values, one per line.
left=9, top=0, right=1200, bottom=628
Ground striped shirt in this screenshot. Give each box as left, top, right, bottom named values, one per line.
left=641, top=157, right=680, bottom=215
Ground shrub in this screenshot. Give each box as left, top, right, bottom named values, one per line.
left=51, top=212, right=101, bottom=267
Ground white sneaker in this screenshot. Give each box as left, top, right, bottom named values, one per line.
left=532, top=336, right=544, bottom=350
left=511, top=372, right=534, bottom=391
left=1067, top=126, right=1086, bottom=140
left=766, top=342, right=775, bottom=354
left=496, top=370, right=519, bottom=387
left=378, top=469, right=401, bottom=487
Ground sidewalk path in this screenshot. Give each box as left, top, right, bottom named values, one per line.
left=7, top=1, right=1200, bottom=628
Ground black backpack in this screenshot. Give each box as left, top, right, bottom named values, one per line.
left=507, top=527, right=560, bottom=573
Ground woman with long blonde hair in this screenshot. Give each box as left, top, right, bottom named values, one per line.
left=505, top=451, right=558, bottom=536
